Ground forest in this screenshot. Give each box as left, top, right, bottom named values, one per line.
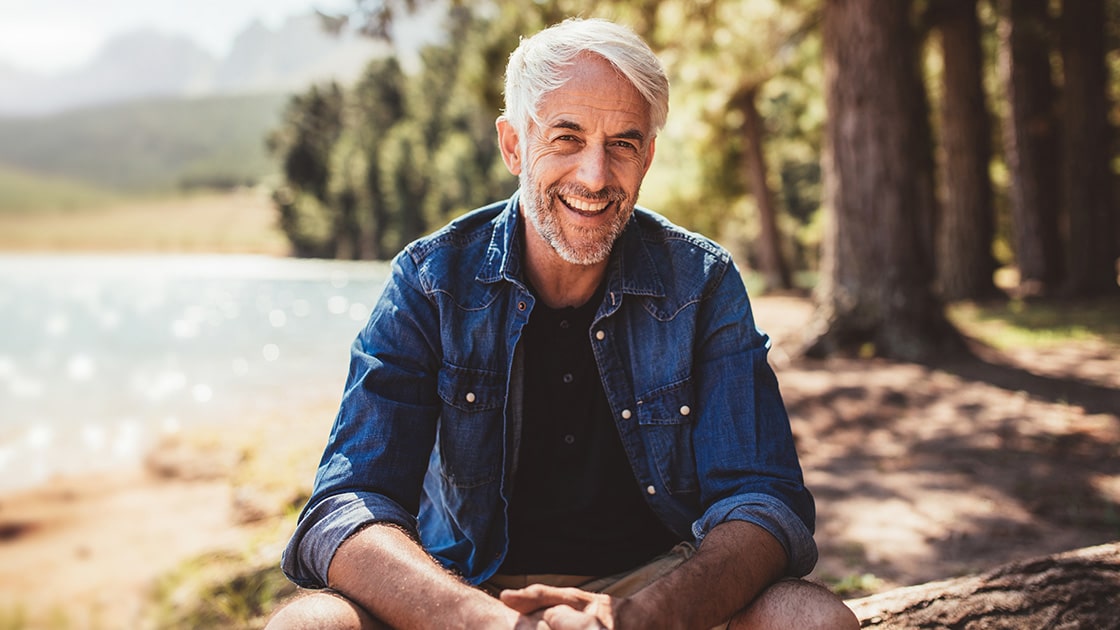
left=268, top=0, right=1118, bottom=364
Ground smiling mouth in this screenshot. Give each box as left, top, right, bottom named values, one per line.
left=559, top=194, right=611, bottom=217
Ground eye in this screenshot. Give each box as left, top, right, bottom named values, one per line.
left=610, top=140, right=639, bottom=152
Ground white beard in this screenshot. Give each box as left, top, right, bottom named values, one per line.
left=518, top=170, right=634, bottom=266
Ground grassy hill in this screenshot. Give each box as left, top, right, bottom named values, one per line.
left=0, top=92, right=290, bottom=193
left=0, top=165, right=122, bottom=214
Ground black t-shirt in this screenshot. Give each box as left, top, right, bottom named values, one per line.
left=500, top=286, right=679, bottom=576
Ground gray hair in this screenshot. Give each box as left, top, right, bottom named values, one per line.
left=502, top=18, right=669, bottom=136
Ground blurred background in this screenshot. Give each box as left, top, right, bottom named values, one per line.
left=0, top=0, right=1117, bottom=628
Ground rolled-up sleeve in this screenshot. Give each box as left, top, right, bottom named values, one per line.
left=691, top=493, right=818, bottom=577
left=282, top=492, right=418, bottom=588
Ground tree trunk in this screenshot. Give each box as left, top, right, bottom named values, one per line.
left=737, top=85, right=793, bottom=293
left=998, top=0, right=1064, bottom=295
left=1059, top=0, right=1118, bottom=296
left=931, top=0, right=999, bottom=301
left=846, top=542, right=1120, bottom=628
left=805, top=0, right=960, bottom=361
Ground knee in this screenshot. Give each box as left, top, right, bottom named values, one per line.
left=731, top=579, right=860, bottom=630
left=265, top=591, right=383, bottom=630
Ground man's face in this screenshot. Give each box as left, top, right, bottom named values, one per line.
left=499, top=54, right=656, bottom=266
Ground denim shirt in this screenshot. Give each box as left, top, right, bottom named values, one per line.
left=281, top=193, right=818, bottom=588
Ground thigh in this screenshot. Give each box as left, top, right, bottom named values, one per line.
left=265, top=590, right=386, bottom=630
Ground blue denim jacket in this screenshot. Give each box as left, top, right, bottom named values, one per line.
left=281, top=193, right=817, bottom=588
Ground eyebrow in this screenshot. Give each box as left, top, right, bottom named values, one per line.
left=552, top=119, right=647, bottom=142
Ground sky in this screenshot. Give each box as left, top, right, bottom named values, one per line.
left=0, top=0, right=358, bottom=75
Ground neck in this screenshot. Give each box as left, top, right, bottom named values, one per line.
left=523, top=225, right=608, bottom=309
left=527, top=262, right=606, bottom=309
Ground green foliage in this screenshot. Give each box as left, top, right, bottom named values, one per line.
left=269, top=1, right=829, bottom=263
left=640, top=0, right=824, bottom=268
left=0, top=93, right=289, bottom=192
left=268, top=7, right=519, bottom=260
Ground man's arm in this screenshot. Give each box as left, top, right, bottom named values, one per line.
left=621, top=520, right=786, bottom=627
left=501, top=520, right=784, bottom=629
left=329, top=523, right=545, bottom=629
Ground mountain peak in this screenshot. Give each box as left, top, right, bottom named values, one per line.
left=0, top=13, right=387, bottom=117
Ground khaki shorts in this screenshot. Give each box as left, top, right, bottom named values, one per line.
left=483, top=542, right=727, bottom=629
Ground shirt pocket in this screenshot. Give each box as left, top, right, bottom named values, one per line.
left=636, top=378, right=699, bottom=495
left=436, top=362, right=505, bottom=488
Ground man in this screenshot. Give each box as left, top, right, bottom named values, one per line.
left=269, top=17, right=858, bottom=629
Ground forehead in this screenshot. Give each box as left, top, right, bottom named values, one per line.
left=535, top=54, right=651, bottom=133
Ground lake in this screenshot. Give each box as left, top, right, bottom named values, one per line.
left=0, top=253, right=391, bottom=493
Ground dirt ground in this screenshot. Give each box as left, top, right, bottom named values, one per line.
left=0, top=294, right=1117, bottom=628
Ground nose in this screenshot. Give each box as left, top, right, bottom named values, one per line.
left=575, top=144, right=609, bottom=192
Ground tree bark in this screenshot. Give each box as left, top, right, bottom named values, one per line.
left=1059, top=0, right=1119, bottom=297
left=930, top=0, right=1000, bottom=301
left=846, top=542, right=1120, bottom=628
left=737, top=85, right=793, bottom=293
left=998, top=0, right=1064, bottom=295
left=805, top=0, right=960, bottom=361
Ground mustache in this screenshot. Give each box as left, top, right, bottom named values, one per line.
left=547, top=183, right=629, bottom=204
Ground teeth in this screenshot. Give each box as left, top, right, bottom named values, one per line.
left=561, top=195, right=608, bottom=213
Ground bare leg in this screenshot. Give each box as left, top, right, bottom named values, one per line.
left=729, top=579, right=859, bottom=630
left=265, top=590, right=387, bottom=630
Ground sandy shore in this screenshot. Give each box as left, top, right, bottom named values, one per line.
left=0, top=468, right=257, bottom=627
left=0, top=395, right=333, bottom=629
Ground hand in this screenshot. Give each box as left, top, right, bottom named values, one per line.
left=500, top=584, right=618, bottom=630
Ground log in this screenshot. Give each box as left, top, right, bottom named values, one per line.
left=845, top=542, right=1120, bottom=628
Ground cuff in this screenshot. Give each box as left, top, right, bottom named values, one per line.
left=281, top=491, right=418, bottom=588
left=691, top=493, right=818, bottom=577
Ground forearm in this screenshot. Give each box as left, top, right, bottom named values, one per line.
left=328, top=523, right=521, bottom=629
left=621, top=520, right=788, bottom=629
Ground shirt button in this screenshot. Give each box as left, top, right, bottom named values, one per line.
left=595, top=330, right=605, bottom=340
left=562, top=373, right=574, bottom=384
left=465, top=392, right=476, bottom=403
left=517, top=301, right=527, bottom=311
left=621, top=409, right=632, bottom=420
left=559, top=319, right=570, bottom=329
left=646, top=485, right=656, bottom=495
left=680, top=405, right=691, bottom=416
left=564, top=434, right=575, bottom=444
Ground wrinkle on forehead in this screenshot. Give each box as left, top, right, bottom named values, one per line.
left=533, top=54, right=651, bottom=133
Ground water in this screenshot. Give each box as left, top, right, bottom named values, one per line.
left=0, top=253, right=391, bottom=493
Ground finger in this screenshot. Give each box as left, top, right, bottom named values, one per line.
left=542, top=605, right=608, bottom=630
left=501, top=585, right=585, bottom=611
left=513, top=612, right=554, bottom=630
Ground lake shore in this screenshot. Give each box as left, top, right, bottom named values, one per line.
left=0, top=188, right=289, bottom=255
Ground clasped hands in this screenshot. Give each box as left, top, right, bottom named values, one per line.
left=501, top=583, right=626, bottom=630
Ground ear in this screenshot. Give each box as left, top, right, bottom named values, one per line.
left=496, top=116, right=522, bottom=176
